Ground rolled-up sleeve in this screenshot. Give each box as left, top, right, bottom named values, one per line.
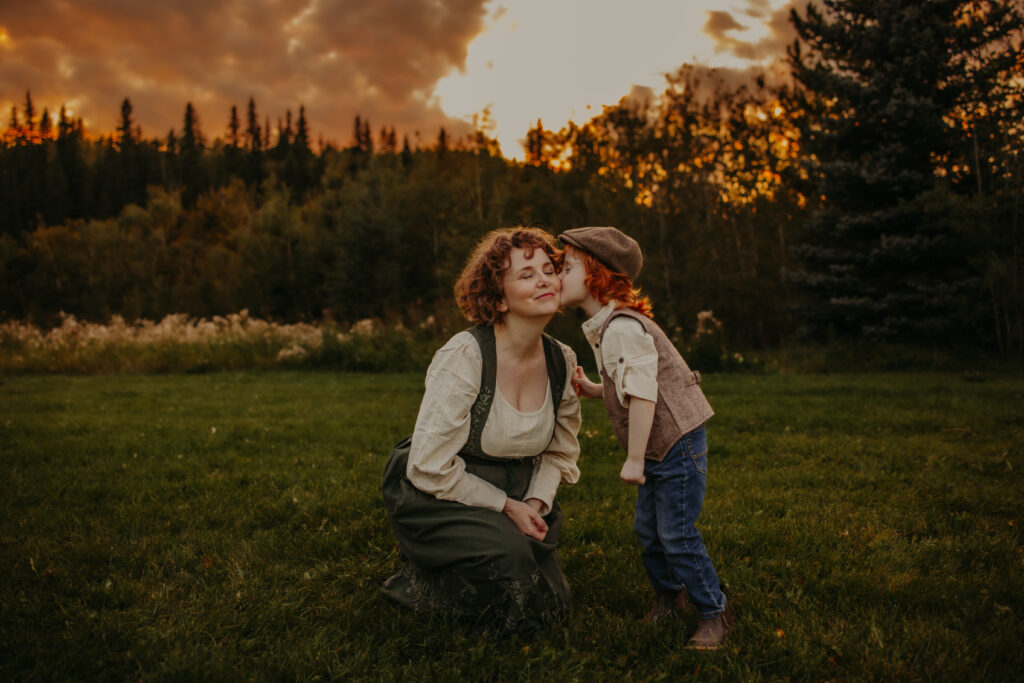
left=601, top=317, right=659, bottom=408
left=406, top=332, right=508, bottom=512
left=525, top=342, right=582, bottom=515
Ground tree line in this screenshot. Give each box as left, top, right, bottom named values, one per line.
left=1, top=0, right=1022, bottom=353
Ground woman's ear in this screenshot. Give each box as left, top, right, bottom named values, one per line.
left=497, top=298, right=509, bottom=313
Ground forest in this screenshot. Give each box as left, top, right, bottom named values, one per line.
left=1, top=0, right=1022, bottom=355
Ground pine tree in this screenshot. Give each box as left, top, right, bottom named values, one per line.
left=786, top=0, right=1024, bottom=342
left=244, top=97, right=264, bottom=187
left=22, top=91, right=35, bottom=133
left=352, top=115, right=362, bottom=149
left=38, top=108, right=52, bottom=139
left=362, top=118, right=372, bottom=154
left=294, top=106, right=310, bottom=154
left=246, top=97, right=262, bottom=153
left=181, top=102, right=203, bottom=151
left=118, top=98, right=135, bottom=145
left=7, top=105, right=18, bottom=139
left=401, top=135, right=412, bottom=167
left=180, top=102, right=206, bottom=206
left=228, top=105, right=240, bottom=148
left=57, top=106, right=70, bottom=139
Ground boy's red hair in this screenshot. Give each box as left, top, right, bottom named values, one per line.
left=566, top=244, right=653, bottom=318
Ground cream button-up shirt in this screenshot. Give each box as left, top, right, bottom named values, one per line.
left=581, top=301, right=660, bottom=408
left=406, top=331, right=582, bottom=515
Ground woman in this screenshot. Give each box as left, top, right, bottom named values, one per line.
left=382, top=227, right=581, bottom=636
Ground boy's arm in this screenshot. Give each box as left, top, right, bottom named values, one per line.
left=622, top=397, right=655, bottom=485
left=572, top=366, right=604, bottom=399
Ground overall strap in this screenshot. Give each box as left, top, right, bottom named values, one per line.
left=541, top=333, right=566, bottom=422
left=460, top=326, right=567, bottom=461
left=462, top=325, right=497, bottom=460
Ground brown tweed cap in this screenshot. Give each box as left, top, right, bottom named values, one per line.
left=558, top=226, right=643, bottom=281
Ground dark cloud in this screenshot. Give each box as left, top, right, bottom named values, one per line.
left=703, top=1, right=803, bottom=63
left=0, top=0, right=489, bottom=144
left=705, top=11, right=747, bottom=37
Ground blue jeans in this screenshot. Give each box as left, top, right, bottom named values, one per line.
left=634, top=425, right=725, bottom=619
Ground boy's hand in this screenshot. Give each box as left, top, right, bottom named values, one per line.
left=620, top=458, right=646, bottom=485
left=572, top=366, right=604, bottom=399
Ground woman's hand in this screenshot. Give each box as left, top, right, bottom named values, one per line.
left=572, top=366, right=603, bottom=399
left=503, top=498, right=549, bottom=541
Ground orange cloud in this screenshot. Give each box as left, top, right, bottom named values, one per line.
left=0, top=0, right=489, bottom=145
left=703, top=1, right=803, bottom=62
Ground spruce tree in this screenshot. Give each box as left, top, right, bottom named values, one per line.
left=246, top=97, right=262, bottom=153
left=228, top=105, right=240, bottom=148
left=245, top=97, right=264, bottom=187
left=118, top=98, right=135, bottom=146
left=22, top=91, right=35, bottom=133
left=786, top=0, right=1023, bottom=342
left=180, top=102, right=206, bottom=206
left=295, top=106, right=310, bottom=154
left=38, top=108, right=52, bottom=139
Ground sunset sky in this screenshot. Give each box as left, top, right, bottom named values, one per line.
left=1, top=0, right=800, bottom=159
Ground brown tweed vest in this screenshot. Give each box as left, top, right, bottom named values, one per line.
left=598, top=308, right=714, bottom=461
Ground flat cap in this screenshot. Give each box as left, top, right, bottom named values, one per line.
left=558, top=226, right=643, bottom=281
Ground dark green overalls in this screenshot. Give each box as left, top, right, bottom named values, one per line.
left=381, top=325, right=569, bottom=635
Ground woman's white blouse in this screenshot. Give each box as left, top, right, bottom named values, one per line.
left=405, top=331, right=582, bottom=515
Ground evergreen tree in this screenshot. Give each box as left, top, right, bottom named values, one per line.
left=23, top=91, right=35, bottom=133
left=245, top=97, right=264, bottom=187
left=180, top=102, right=206, bottom=206
left=118, top=98, right=135, bottom=145
left=7, top=105, right=19, bottom=139
left=181, top=102, right=203, bottom=151
left=401, top=135, right=413, bottom=167
left=246, top=97, right=262, bottom=153
left=295, top=106, right=310, bottom=154
left=352, top=115, right=362, bottom=149
left=38, top=108, right=52, bottom=139
left=57, top=106, right=70, bottom=139
left=56, top=105, right=86, bottom=220
left=362, top=118, right=372, bottom=154
left=228, top=105, right=240, bottom=148
left=786, top=0, right=1024, bottom=342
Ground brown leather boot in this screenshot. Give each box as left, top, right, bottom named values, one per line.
left=641, top=589, right=689, bottom=623
left=685, top=599, right=732, bottom=650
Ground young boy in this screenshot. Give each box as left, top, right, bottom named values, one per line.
left=558, top=226, right=731, bottom=650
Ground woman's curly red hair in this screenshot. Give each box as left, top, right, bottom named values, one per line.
left=565, top=244, right=653, bottom=318
left=455, top=227, right=559, bottom=325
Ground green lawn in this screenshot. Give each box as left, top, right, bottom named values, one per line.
left=1, top=371, right=1022, bottom=681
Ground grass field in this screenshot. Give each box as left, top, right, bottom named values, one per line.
left=1, top=371, right=1022, bottom=681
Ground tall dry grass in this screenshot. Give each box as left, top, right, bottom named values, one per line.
left=0, top=310, right=440, bottom=374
